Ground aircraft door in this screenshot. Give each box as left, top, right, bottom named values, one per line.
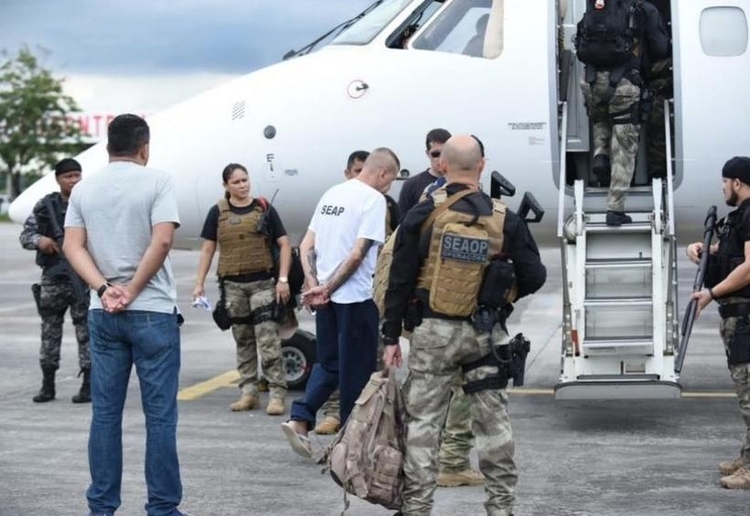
left=673, top=1, right=750, bottom=186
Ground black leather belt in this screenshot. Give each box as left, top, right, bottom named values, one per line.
left=719, top=303, right=750, bottom=319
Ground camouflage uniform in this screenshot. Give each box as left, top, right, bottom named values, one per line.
left=38, top=277, right=90, bottom=370
left=224, top=278, right=287, bottom=399
left=581, top=71, right=641, bottom=212
left=402, top=319, right=516, bottom=516
left=719, top=302, right=750, bottom=467
left=20, top=195, right=90, bottom=372
left=439, top=381, right=474, bottom=473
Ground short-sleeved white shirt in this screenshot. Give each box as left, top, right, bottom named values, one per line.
left=309, top=179, right=386, bottom=304
left=65, top=161, right=181, bottom=313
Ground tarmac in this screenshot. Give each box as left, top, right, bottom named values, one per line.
left=1, top=221, right=748, bottom=516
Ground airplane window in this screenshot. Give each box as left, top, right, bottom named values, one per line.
left=699, top=7, right=748, bottom=57
left=331, top=0, right=415, bottom=46
left=387, top=1, right=444, bottom=50
left=412, top=0, right=503, bottom=58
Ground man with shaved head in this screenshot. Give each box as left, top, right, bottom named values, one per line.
left=383, top=135, right=546, bottom=515
left=281, top=148, right=400, bottom=457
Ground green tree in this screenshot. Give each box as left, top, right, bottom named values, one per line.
left=0, top=47, right=86, bottom=199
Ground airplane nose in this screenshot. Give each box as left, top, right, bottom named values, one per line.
left=8, top=173, right=58, bottom=224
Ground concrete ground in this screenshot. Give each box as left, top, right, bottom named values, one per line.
left=0, top=221, right=747, bottom=516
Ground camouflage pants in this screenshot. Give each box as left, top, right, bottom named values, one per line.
left=581, top=72, right=641, bottom=212
left=439, top=380, right=474, bottom=473
left=646, top=59, right=673, bottom=179
left=401, top=318, right=516, bottom=516
left=224, top=279, right=287, bottom=399
left=37, top=277, right=90, bottom=371
left=720, top=316, right=750, bottom=465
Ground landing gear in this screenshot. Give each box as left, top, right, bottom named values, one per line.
left=282, top=330, right=316, bottom=390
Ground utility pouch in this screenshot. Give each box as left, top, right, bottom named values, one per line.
left=31, top=283, right=42, bottom=314
left=639, top=89, right=654, bottom=124
left=403, top=299, right=423, bottom=332
left=478, top=259, right=516, bottom=309
left=212, top=281, right=232, bottom=331
left=728, top=316, right=750, bottom=366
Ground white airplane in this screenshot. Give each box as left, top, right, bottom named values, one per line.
left=9, top=0, right=750, bottom=396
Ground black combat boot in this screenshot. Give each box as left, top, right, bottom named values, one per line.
left=606, top=210, right=633, bottom=226
left=72, top=368, right=91, bottom=404
left=32, top=367, right=56, bottom=403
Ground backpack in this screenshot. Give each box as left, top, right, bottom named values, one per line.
left=323, top=368, right=406, bottom=512
left=575, top=0, right=641, bottom=69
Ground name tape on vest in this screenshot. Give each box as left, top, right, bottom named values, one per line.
left=441, top=234, right=489, bottom=263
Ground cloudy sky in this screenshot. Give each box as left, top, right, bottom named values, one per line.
left=0, top=0, right=373, bottom=114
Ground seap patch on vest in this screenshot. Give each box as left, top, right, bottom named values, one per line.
left=440, top=233, right=490, bottom=263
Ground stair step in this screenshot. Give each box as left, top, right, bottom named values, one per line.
left=575, top=373, right=660, bottom=382
left=583, top=338, right=653, bottom=349
left=585, top=222, right=653, bottom=233
left=584, top=297, right=652, bottom=307
left=583, top=186, right=655, bottom=198
left=585, top=259, right=652, bottom=269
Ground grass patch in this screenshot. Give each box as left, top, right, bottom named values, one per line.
left=0, top=213, right=13, bottom=223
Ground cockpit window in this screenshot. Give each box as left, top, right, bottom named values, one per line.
left=331, top=0, right=415, bottom=46
left=412, top=0, right=504, bottom=59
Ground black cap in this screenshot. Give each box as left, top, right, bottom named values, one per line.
left=54, top=158, right=82, bottom=176
left=722, top=156, right=750, bottom=185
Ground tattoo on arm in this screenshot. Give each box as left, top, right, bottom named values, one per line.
left=325, top=238, right=374, bottom=295
left=306, top=248, right=318, bottom=283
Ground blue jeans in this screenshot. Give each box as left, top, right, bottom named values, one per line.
left=291, top=300, right=379, bottom=429
left=86, top=309, right=183, bottom=516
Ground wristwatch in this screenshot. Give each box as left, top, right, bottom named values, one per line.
left=96, top=282, right=111, bottom=298
left=278, top=276, right=289, bottom=284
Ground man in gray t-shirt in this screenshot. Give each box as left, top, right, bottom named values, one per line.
left=63, top=114, right=187, bottom=516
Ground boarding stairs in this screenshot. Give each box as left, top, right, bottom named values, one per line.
left=555, top=100, right=681, bottom=399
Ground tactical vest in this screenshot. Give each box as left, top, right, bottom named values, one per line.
left=708, top=206, right=750, bottom=298
left=416, top=189, right=506, bottom=317
left=34, top=193, right=65, bottom=269
left=216, top=198, right=273, bottom=277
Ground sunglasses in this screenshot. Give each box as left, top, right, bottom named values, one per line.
left=429, top=151, right=441, bottom=158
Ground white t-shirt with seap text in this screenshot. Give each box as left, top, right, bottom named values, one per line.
left=309, top=178, right=386, bottom=304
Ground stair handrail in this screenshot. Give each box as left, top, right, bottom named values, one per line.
left=557, top=101, right=575, bottom=355
left=664, top=99, right=676, bottom=238
left=557, top=101, right=569, bottom=238
left=662, top=99, right=679, bottom=354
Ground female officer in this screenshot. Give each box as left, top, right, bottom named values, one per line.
left=193, top=163, right=292, bottom=415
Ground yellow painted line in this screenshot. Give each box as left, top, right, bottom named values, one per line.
left=178, top=370, right=239, bottom=401
left=681, top=391, right=737, bottom=398
left=509, top=388, right=555, bottom=395
left=177, top=372, right=738, bottom=401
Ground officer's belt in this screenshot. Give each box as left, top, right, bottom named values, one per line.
left=719, top=303, right=750, bottom=319
left=415, top=289, right=471, bottom=322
